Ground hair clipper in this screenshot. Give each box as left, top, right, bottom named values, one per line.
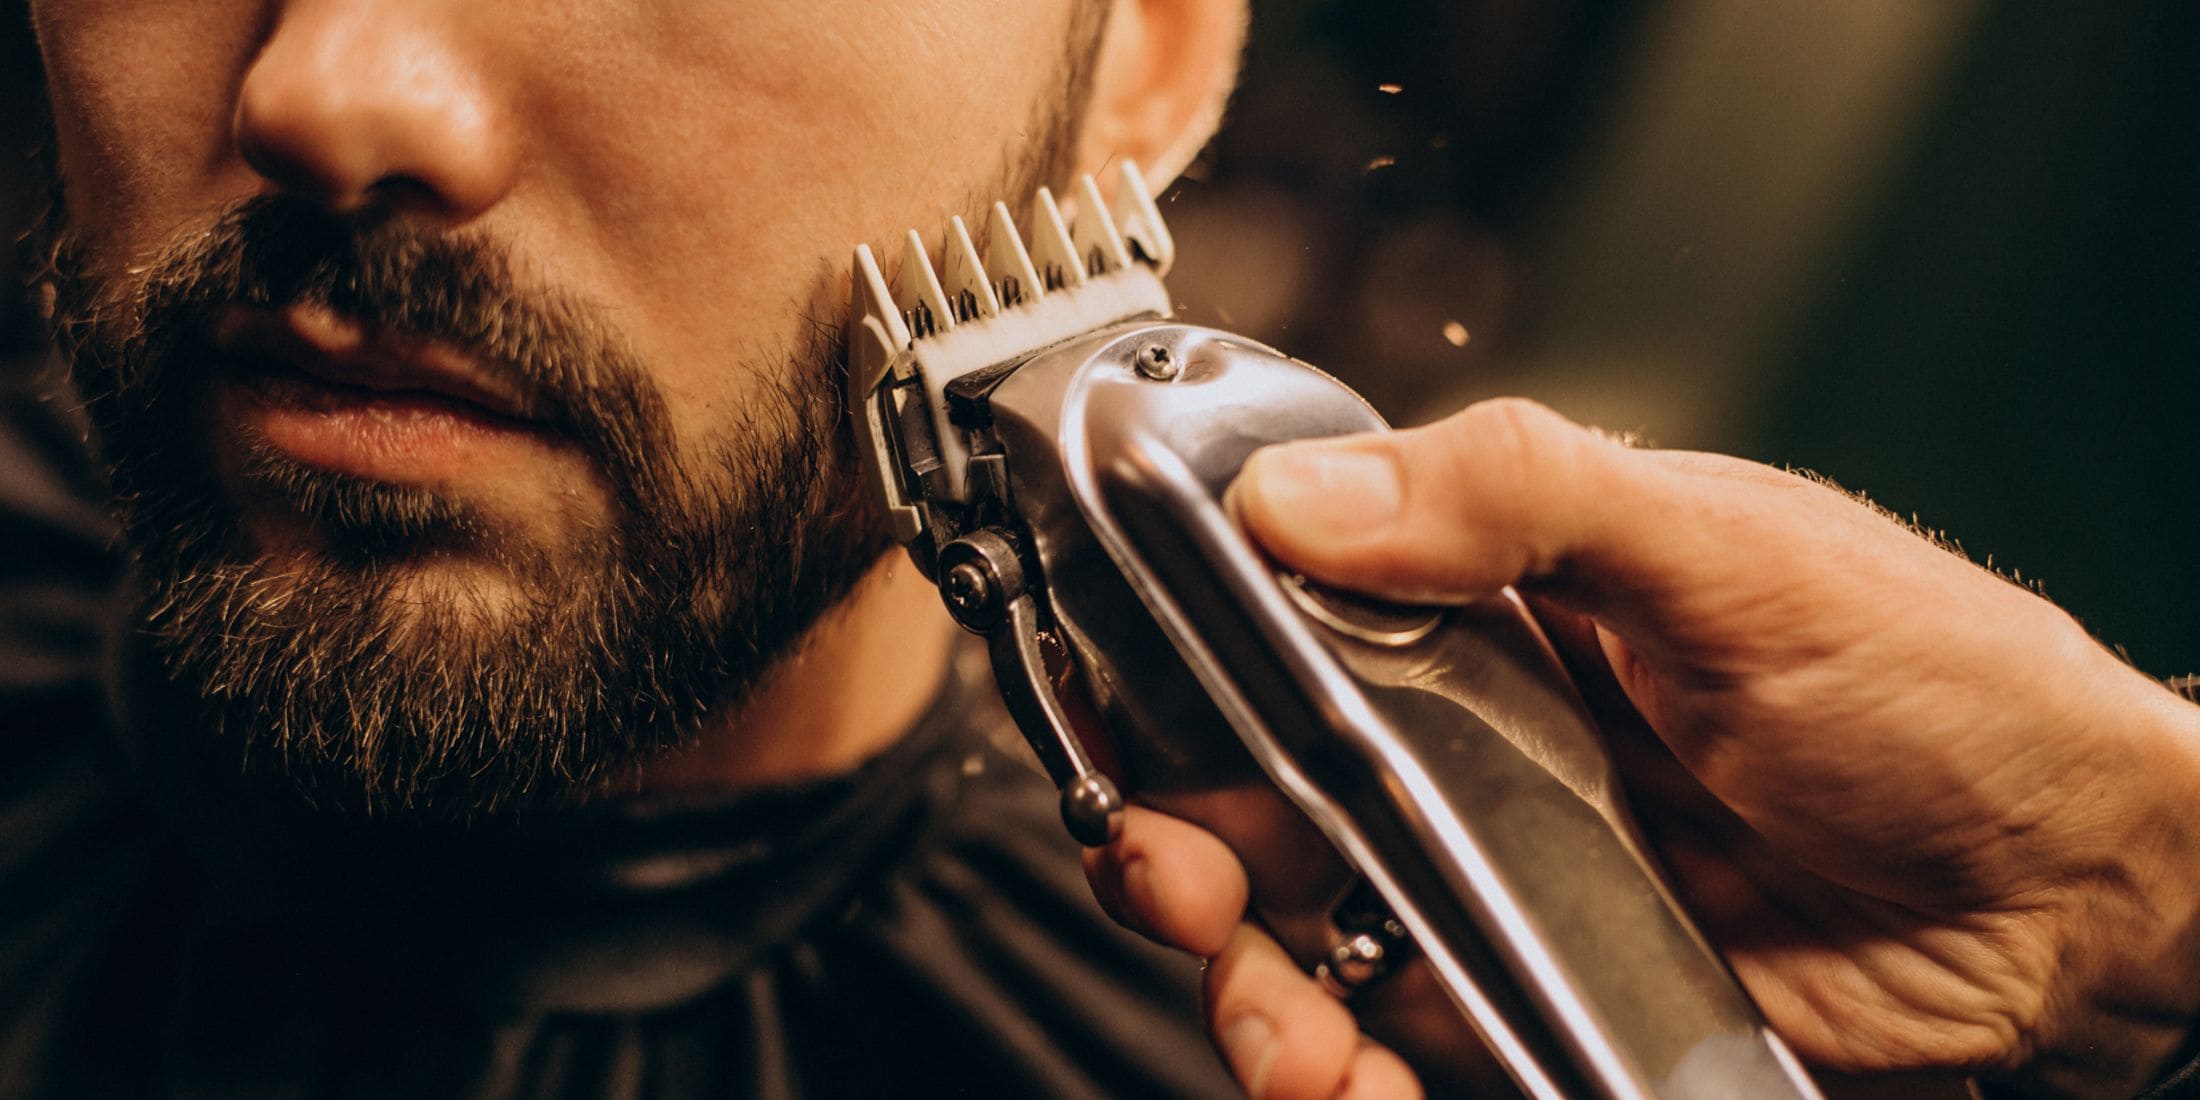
left=845, top=164, right=1825, bottom=1100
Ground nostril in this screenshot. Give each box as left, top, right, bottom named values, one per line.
left=360, top=176, right=453, bottom=221
left=234, top=144, right=330, bottom=207
left=229, top=19, right=516, bottom=224
left=233, top=89, right=380, bottom=211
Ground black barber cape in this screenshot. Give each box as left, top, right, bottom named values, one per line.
left=0, top=364, right=1236, bottom=1100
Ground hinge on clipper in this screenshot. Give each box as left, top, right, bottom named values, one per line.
left=847, top=160, right=1176, bottom=569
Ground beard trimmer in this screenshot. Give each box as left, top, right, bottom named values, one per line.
left=844, top=163, right=1824, bottom=1099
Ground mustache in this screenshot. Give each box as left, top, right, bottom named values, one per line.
left=94, top=194, right=673, bottom=500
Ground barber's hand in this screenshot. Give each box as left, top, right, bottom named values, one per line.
left=1084, top=398, right=2200, bottom=1100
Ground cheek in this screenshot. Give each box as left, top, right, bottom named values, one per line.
left=507, top=1, right=1078, bottom=437
left=34, top=3, right=264, bottom=269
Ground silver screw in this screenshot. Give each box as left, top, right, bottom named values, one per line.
left=1134, top=342, right=1180, bottom=381
left=943, top=561, right=996, bottom=625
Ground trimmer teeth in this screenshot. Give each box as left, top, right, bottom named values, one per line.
left=1027, top=187, right=1086, bottom=294
left=1071, top=175, right=1134, bottom=279
left=983, top=202, right=1043, bottom=310
left=848, top=161, right=1178, bottom=548
left=853, top=160, right=1174, bottom=353
left=942, top=216, right=998, bottom=323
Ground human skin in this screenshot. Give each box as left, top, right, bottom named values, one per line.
left=1086, top=398, right=2200, bottom=1098
left=29, top=0, right=1245, bottom=791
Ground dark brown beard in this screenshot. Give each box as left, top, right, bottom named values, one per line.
left=30, top=3, right=1108, bottom=821
left=51, top=196, right=888, bottom=820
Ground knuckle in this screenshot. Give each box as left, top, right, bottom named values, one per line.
left=1397, top=398, right=1610, bottom=579
left=1438, top=397, right=1594, bottom=495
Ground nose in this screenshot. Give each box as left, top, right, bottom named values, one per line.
left=233, top=3, right=517, bottom=223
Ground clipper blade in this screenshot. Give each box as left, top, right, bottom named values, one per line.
left=848, top=161, right=1177, bottom=550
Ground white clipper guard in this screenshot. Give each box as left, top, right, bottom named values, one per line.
left=848, top=161, right=1174, bottom=561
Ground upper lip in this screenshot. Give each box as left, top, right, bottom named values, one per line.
left=213, top=304, right=538, bottom=421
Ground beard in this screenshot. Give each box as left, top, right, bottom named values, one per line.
left=48, top=196, right=892, bottom=820
left=33, top=2, right=1106, bottom=821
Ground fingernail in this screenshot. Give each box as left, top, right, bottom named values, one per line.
left=1240, top=443, right=1403, bottom=537
left=1219, top=1014, right=1278, bottom=1098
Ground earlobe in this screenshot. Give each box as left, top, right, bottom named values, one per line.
left=1076, top=0, right=1248, bottom=190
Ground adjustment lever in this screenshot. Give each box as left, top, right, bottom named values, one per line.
left=936, top=529, right=1125, bottom=846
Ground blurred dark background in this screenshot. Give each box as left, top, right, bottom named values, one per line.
left=4, top=1, right=2195, bottom=676
left=1, top=2, right=39, bottom=365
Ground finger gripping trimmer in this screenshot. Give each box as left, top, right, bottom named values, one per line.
left=846, top=164, right=1823, bottom=1099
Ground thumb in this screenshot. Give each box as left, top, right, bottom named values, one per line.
left=1226, top=396, right=2076, bottom=725
left=1229, top=397, right=1660, bottom=608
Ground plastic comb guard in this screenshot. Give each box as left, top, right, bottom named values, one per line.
left=845, top=162, right=1826, bottom=1100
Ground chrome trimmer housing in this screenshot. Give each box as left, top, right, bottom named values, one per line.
left=847, top=164, right=1826, bottom=1100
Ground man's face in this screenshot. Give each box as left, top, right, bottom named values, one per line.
left=32, top=1, right=1104, bottom=815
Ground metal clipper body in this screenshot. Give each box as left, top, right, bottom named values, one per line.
left=848, top=166, right=1825, bottom=1100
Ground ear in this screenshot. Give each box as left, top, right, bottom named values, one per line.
left=1075, top=0, right=1248, bottom=191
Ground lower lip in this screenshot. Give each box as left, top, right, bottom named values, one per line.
left=226, top=370, right=556, bottom=483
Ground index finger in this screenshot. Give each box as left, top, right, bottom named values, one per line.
left=1083, top=804, right=1250, bottom=958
